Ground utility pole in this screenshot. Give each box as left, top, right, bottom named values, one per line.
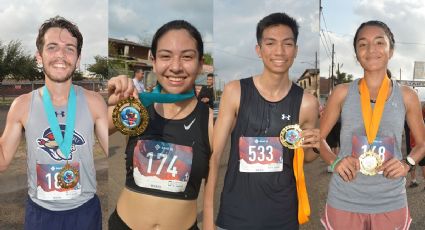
left=399, top=68, right=401, bottom=81
left=331, top=44, right=335, bottom=89
left=315, top=51, right=318, bottom=70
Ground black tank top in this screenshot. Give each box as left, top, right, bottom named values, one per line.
left=216, top=77, right=303, bottom=230
left=125, top=101, right=211, bottom=200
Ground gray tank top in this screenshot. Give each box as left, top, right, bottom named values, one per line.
left=327, top=78, right=407, bottom=213
left=25, top=85, right=96, bottom=211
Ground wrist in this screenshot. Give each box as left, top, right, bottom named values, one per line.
left=330, top=157, right=342, bottom=171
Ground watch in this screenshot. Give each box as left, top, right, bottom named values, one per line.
left=404, top=156, right=416, bottom=172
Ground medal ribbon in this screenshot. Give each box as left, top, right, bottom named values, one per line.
left=293, top=148, right=310, bottom=224
left=139, top=84, right=195, bottom=107
left=359, top=76, right=390, bottom=144
left=42, top=86, right=76, bottom=159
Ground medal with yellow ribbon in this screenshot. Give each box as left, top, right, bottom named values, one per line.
left=280, top=124, right=303, bottom=149
left=359, top=76, right=390, bottom=176
left=112, top=84, right=195, bottom=136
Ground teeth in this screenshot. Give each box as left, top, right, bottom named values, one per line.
left=168, top=76, right=184, bottom=81
left=53, top=63, right=66, bottom=68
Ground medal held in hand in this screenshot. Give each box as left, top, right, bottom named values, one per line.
left=58, top=162, right=80, bottom=189
left=359, top=76, right=389, bottom=176
left=280, top=124, right=303, bottom=149
left=112, top=96, right=149, bottom=136
left=359, top=149, right=383, bottom=176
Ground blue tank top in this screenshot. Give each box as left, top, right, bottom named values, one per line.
left=216, top=77, right=303, bottom=230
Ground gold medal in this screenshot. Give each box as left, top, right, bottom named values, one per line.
left=359, top=149, right=383, bottom=176
left=58, top=162, right=79, bottom=189
left=280, top=124, right=303, bottom=149
left=112, top=96, right=149, bottom=136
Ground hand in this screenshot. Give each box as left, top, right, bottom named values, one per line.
left=378, top=158, right=409, bottom=179
left=301, top=128, right=320, bottom=149
left=201, top=97, right=210, bottom=103
left=334, top=156, right=360, bottom=182
left=107, top=75, right=138, bottom=106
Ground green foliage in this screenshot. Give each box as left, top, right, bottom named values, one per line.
left=0, top=40, right=42, bottom=81
left=334, top=70, right=353, bottom=85
left=87, top=55, right=108, bottom=79
left=203, top=53, right=213, bottom=65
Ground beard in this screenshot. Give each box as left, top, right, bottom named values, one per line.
left=42, top=60, right=76, bottom=83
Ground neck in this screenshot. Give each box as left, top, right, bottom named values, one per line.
left=363, top=69, right=388, bottom=99
left=44, top=78, right=72, bottom=106
left=256, top=70, right=291, bottom=99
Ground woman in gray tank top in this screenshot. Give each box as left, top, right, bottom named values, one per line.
left=319, top=21, right=425, bottom=229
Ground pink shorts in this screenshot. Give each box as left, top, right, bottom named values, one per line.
left=321, top=203, right=412, bottom=230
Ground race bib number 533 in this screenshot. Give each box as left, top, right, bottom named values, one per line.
left=239, top=137, right=283, bottom=172
left=133, top=140, right=193, bottom=192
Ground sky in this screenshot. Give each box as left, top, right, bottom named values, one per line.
left=109, top=0, right=213, bottom=54
left=320, top=0, right=425, bottom=100
left=214, top=0, right=320, bottom=85
left=0, top=0, right=108, bottom=72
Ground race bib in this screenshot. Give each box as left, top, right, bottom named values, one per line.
left=352, top=135, right=395, bottom=173
left=133, top=140, right=193, bottom=192
left=36, top=162, right=81, bottom=200
left=239, top=137, right=283, bottom=172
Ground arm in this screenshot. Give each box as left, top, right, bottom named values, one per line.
left=0, top=95, right=28, bottom=171
left=107, top=75, right=137, bottom=135
left=298, top=92, right=320, bottom=163
left=203, top=81, right=240, bottom=230
left=380, top=86, right=425, bottom=178
left=319, top=84, right=359, bottom=181
left=85, top=90, right=108, bottom=157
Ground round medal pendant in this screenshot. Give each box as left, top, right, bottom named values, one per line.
left=359, top=150, right=383, bottom=176
left=280, top=124, right=303, bottom=149
left=112, top=96, right=149, bottom=136
left=58, top=162, right=80, bottom=189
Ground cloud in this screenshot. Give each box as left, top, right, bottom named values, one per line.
left=214, top=0, right=320, bottom=84
left=320, top=0, right=425, bottom=100
left=0, top=0, right=108, bottom=70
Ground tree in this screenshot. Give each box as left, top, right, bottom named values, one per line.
left=334, top=69, right=353, bottom=85
left=87, top=55, right=108, bottom=79
left=0, top=40, right=42, bottom=82
left=203, top=53, right=213, bottom=65
left=72, top=69, right=84, bottom=81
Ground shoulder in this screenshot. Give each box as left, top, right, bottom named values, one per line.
left=399, top=85, right=420, bottom=108
left=8, top=92, right=32, bottom=122
left=80, top=87, right=107, bottom=116
left=300, top=92, right=319, bottom=113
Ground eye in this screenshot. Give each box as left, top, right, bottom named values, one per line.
left=182, top=55, right=194, bottom=61
left=158, top=54, right=171, bottom=60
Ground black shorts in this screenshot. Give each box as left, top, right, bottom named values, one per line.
left=108, top=209, right=199, bottom=230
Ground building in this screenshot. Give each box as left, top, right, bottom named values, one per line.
left=296, top=68, right=319, bottom=97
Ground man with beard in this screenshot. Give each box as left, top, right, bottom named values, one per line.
left=0, top=16, right=107, bottom=230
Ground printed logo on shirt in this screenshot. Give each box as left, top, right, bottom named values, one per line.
left=281, top=114, right=291, bottom=121
left=184, top=118, right=196, bottom=130
left=37, top=124, right=86, bottom=161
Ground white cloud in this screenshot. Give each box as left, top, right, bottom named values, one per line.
left=0, top=0, right=108, bottom=70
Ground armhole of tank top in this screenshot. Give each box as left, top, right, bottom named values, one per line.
left=76, top=85, right=95, bottom=126
left=234, top=78, right=247, bottom=132
left=24, top=90, right=37, bottom=130
left=199, top=102, right=212, bottom=157
left=340, top=81, right=357, bottom=111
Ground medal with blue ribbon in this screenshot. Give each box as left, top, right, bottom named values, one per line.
left=112, top=84, right=195, bottom=136
left=43, top=86, right=79, bottom=189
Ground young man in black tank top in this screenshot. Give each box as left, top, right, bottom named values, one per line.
left=203, top=13, right=320, bottom=230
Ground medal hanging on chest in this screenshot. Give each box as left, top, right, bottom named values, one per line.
left=43, top=86, right=79, bottom=189
left=358, top=76, right=390, bottom=176
left=112, top=84, right=195, bottom=136
left=280, top=124, right=303, bottom=149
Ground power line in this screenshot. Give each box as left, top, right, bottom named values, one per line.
left=320, top=36, right=331, bottom=59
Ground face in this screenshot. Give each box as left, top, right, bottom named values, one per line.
left=256, top=24, right=298, bottom=75
left=152, top=29, right=203, bottom=94
left=206, top=76, right=213, bottom=86
left=355, top=25, right=393, bottom=73
left=135, top=71, right=144, bottom=80
left=36, top=27, right=80, bottom=83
